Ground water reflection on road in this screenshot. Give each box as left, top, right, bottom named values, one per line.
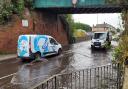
left=9, top=41, right=115, bottom=89
left=69, top=41, right=112, bottom=70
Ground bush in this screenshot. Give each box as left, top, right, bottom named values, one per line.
left=0, top=0, right=33, bottom=25
left=0, top=0, right=13, bottom=24
left=113, top=36, right=128, bottom=65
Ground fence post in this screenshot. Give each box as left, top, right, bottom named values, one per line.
left=117, top=63, right=120, bottom=89
left=47, top=81, right=48, bottom=89
left=55, top=76, right=57, bottom=89
left=118, top=63, right=123, bottom=89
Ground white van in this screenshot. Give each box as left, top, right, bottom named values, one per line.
left=17, top=35, right=62, bottom=60
left=91, top=31, right=112, bottom=49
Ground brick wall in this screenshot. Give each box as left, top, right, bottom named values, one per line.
left=0, top=9, right=69, bottom=53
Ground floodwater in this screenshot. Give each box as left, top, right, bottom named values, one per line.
left=0, top=41, right=117, bottom=89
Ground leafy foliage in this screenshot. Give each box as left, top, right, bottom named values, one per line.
left=65, top=14, right=75, bottom=43
left=113, top=36, right=128, bottom=65
left=116, top=28, right=121, bottom=32
left=0, top=0, right=13, bottom=24
left=0, top=0, right=33, bottom=25
left=65, top=14, right=91, bottom=33
left=121, top=10, right=128, bottom=35
left=13, top=0, right=25, bottom=17
left=110, top=30, right=116, bottom=35
left=65, top=14, right=74, bottom=33
left=112, top=0, right=128, bottom=65
left=73, top=22, right=92, bottom=32
left=65, top=15, right=74, bottom=36
left=73, top=29, right=86, bottom=37
left=65, top=15, right=92, bottom=44
left=65, top=14, right=91, bottom=42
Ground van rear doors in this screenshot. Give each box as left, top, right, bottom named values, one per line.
left=17, top=35, right=30, bottom=57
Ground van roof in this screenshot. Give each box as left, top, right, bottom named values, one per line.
left=19, top=34, right=53, bottom=38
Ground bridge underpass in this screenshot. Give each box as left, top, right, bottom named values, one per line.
left=0, top=0, right=126, bottom=89
left=31, top=0, right=126, bottom=89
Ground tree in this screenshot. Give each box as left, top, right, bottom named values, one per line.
left=73, top=29, right=86, bottom=37
left=65, top=14, right=76, bottom=43
left=116, top=28, right=120, bottom=32
left=65, top=14, right=74, bottom=32
left=73, top=22, right=92, bottom=32
left=0, top=0, right=13, bottom=24
left=0, top=0, right=34, bottom=25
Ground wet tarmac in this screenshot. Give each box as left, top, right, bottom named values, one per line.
left=0, top=41, right=117, bottom=89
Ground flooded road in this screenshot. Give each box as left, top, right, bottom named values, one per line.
left=0, top=41, right=117, bottom=89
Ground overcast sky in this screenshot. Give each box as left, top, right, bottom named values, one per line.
left=73, top=13, right=123, bottom=29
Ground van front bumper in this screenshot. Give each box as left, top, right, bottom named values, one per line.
left=91, top=42, right=105, bottom=48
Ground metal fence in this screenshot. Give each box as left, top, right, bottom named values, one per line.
left=31, top=63, right=124, bottom=89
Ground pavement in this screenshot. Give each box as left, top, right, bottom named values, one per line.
left=0, top=54, right=17, bottom=61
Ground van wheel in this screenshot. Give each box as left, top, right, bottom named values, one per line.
left=58, top=49, right=62, bottom=55
left=21, top=58, right=25, bottom=62
left=91, top=46, right=95, bottom=50
left=34, top=52, right=41, bottom=61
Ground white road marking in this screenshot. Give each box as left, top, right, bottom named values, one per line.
left=0, top=73, right=16, bottom=80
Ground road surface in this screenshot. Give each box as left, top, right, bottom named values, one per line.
left=0, top=41, right=117, bottom=89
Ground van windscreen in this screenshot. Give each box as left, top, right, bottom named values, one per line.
left=93, top=33, right=106, bottom=40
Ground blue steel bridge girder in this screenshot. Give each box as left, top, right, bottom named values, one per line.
left=35, top=6, right=128, bottom=14
left=34, top=0, right=128, bottom=13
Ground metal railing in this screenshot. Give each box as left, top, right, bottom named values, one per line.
left=31, top=63, right=124, bottom=89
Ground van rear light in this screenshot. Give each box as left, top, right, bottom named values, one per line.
left=29, top=37, right=32, bottom=53
left=29, top=44, right=31, bottom=52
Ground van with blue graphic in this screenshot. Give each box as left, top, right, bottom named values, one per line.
left=17, top=35, right=62, bottom=60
